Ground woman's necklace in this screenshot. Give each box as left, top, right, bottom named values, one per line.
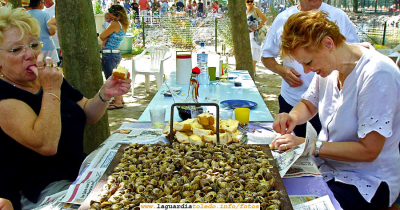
left=0, top=75, right=16, bottom=87
left=338, top=45, right=354, bottom=90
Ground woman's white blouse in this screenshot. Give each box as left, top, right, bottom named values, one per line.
left=302, top=48, right=400, bottom=205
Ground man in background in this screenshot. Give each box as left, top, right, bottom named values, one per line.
left=176, top=0, right=184, bottom=12
left=124, top=0, right=131, bottom=14
left=131, top=0, right=139, bottom=22
left=139, top=0, right=149, bottom=22
left=197, top=0, right=203, bottom=17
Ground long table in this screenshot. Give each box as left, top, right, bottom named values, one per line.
left=138, top=70, right=274, bottom=122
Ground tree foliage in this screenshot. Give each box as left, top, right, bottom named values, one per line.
left=8, top=0, right=21, bottom=8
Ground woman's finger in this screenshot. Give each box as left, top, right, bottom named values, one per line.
left=45, top=57, right=53, bottom=68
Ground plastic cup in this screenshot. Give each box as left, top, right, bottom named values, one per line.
left=208, top=67, right=216, bottom=81
left=234, top=108, right=250, bottom=124
left=149, top=107, right=166, bottom=128
left=219, top=108, right=233, bottom=120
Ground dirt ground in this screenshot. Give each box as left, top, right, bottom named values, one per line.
left=107, top=60, right=281, bottom=133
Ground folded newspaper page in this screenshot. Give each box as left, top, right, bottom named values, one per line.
left=271, top=122, right=318, bottom=177
left=293, top=195, right=335, bottom=210
left=33, top=190, right=80, bottom=210
left=284, top=156, right=322, bottom=178
left=289, top=195, right=320, bottom=206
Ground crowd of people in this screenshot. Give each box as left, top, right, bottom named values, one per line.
left=96, top=0, right=228, bottom=21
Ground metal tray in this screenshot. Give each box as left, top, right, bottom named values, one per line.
left=79, top=144, right=293, bottom=210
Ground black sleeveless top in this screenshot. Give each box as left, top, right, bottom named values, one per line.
left=0, top=79, right=87, bottom=210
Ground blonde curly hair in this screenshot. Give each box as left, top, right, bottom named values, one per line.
left=280, top=10, right=346, bottom=61
left=0, top=5, right=40, bottom=44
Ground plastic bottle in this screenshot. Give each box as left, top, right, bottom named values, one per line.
left=219, top=44, right=229, bottom=81
left=197, top=42, right=209, bottom=85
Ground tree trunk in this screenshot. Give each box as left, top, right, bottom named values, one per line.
left=374, top=0, right=378, bottom=12
left=353, top=0, right=359, bottom=12
left=227, top=0, right=254, bottom=80
left=56, top=0, right=110, bottom=154
left=8, top=0, right=22, bottom=8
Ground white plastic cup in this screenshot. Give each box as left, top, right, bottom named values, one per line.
left=219, top=108, right=233, bottom=120
left=149, top=107, right=166, bottom=128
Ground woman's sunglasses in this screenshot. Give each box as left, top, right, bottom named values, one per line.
left=247, top=1, right=254, bottom=3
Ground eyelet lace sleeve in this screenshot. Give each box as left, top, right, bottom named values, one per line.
left=302, top=74, right=319, bottom=107
left=357, top=71, right=397, bottom=138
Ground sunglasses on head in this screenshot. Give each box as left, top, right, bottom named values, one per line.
left=247, top=1, right=253, bottom=3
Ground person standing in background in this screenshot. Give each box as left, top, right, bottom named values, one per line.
left=187, top=0, right=192, bottom=16
left=246, top=0, right=267, bottom=76
left=261, top=0, right=359, bottom=137
left=160, top=0, right=168, bottom=16
left=42, top=0, right=60, bottom=65
left=124, top=0, right=131, bottom=14
left=100, top=5, right=129, bottom=109
left=151, top=0, right=160, bottom=16
left=192, top=1, right=197, bottom=17
left=131, top=0, right=139, bottom=22
left=197, top=0, right=203, bottom=17
left=26, top=0, right=59, bottom=63
left=212, top=0, right=218, bottom=13
left=138, top=0, right=149, bottom=22
left=176, top=0, right=184, bottom=12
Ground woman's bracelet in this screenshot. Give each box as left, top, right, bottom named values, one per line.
left=98, top=90, right=110, bottom=103
left=44, top=92, right=61, bottom=102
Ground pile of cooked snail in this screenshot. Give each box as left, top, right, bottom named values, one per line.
left=90, top=143, right=282, bottom=210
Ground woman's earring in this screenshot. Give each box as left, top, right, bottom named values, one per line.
left=331, top=49, right=333, bottom=54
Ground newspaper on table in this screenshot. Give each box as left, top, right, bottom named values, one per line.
left=246, top=128, right=280, bottom=145
left=289, top=195, right=320, bottom=206
left=293, top=195, right=335, bottom=210
left=33, top=190, right=80, bottom=210
left=271, top=122, right=318, bottom=177
left=284, top=156, right=322, bottom=178
left=61, top=127, right=169, bottom=205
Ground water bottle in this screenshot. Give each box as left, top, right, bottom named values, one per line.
left=219, top=44, right=229, bottom=82
left=197, top=42, right=209, bottom=85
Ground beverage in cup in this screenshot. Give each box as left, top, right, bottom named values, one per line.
left=234, top=108, right=250, bottom=124
left=149, top=107, right=166, bottom=128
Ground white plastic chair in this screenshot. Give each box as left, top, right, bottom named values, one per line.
left=131, top=45, right=171, bottom=96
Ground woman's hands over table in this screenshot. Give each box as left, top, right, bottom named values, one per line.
left=102, top=73, right=132, bottom=99
left=271, top=112, right=303, bottom=151
left=273, top=112, right=298, bottom=135
left=270, top=134, right=305, bottom=151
